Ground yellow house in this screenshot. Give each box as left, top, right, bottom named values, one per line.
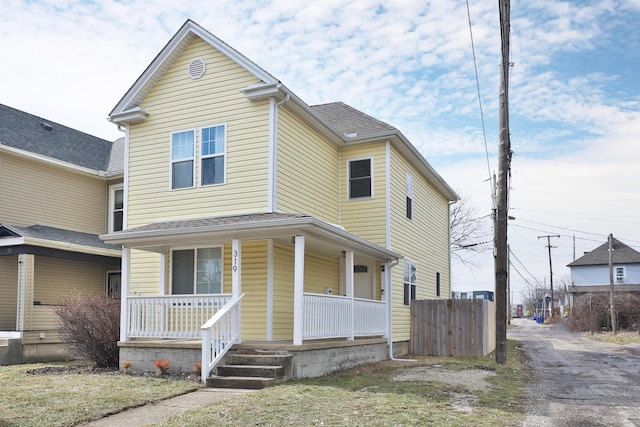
left=0, top=104, right=123, bottom=364
left=103, top=20, right=457, bottom=382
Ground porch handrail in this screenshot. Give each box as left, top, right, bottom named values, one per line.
left=201, top=293, right=245, bottom=383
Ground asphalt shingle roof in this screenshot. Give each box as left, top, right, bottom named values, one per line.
left=0, top=104, right=118, bottom=171
left=0, top=223, right=120, bottom=251
left=311, top=102, right=397, bottom=138
left=567, top=238, right=640, bottom=266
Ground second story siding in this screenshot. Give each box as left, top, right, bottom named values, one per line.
left=127, top=37, right=271, bottom=228
left=0, top=151, right=108, bottom=234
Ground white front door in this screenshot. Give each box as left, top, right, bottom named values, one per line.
left=354, top=263, right=374, bottom=299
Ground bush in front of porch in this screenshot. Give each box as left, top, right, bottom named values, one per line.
left=56, top=295, right=120, bottom=368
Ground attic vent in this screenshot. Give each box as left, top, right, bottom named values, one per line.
left=40, top=122, right=53, bottom=132
left=187, top=58, right=206, bottom=79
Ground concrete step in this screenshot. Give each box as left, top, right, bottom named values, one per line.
left=216, top=364, right=284, bottom=379
left=224, top=352, right=292, bottom=367
left=206, top=375, right=276, bottom=389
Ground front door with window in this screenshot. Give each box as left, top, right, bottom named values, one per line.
left=354, top=263, right=374, bottom=299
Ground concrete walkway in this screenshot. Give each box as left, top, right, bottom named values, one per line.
left=77, top=388, right=256, bottom=426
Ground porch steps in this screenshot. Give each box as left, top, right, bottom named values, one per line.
left=206, top=350, right=293, bottom=389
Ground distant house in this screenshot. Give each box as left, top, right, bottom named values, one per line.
left=0, top=104, right=122, bottom=364
left=567, top=238, right=640, bottom=295
left=101, top=19, right=458, bottom=381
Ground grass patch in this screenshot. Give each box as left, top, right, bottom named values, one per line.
left=0, top=361, right=199, bottom=427
left=584, top=330, right=640, bottom=345
left=152, top=339, right=530, bottom=426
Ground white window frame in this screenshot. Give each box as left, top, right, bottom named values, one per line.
left=170, top=129, right=196, bottom=190
left=199, top=123, right=227, bottom=186
left=347, top=157, right=374, bottom=200
left=403, top=259, right=417, bottom=306
left=615, top=266, right=625, bottom=283
left=108, top=183, right=124, bottom=233
left=170, top=245, right=224, bottom=294
left=406, top=172, right=413, bottom=220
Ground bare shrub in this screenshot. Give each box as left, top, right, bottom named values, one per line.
left=55, top=295, right=120, bottom=368
left=567, top=292, right=640, bottom=333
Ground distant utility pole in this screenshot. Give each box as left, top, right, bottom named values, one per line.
left=495, top=0, right=511, bottom=365
left=608, top=234, right=617, bottom=335
left=538, top=235, right=560, bottom=318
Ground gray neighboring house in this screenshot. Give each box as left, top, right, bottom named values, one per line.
left=567, top=238, right=640, bottom=296
left=0, top=104, right=123, bottom=364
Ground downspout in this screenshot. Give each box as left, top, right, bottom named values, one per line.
left=386, top=259, right=415, bottom=361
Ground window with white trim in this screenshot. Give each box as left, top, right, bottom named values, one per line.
left=403, top=259, right=417, bottom=306
left=171, top=247, right=223, bottom=294
left=436, top=272, right=441, bottom=297
left=406, top=172, right=413, bottom=219
left=108, top=184, right=124, bottom=232
left=200, top=125, right=226, bottom=186
left=171, top=130, right=195, bottom=189
left=615, top=266, right=625, bottom=283
left=107, top=271, right=121, bottom=298
left=348, top=158, right=372, bottom=199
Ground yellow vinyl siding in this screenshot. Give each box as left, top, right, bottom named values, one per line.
left=304, top=251, right=339, bottom=295
left=388, top=147, right=451, bottom=341
left=229, top=241, right=268, bottom=340
left=340, top=143, right=387, bottom=246
left=272, top=242, right=294, bottom=340
left=127, top=37, right=271, bottom=228
left=0, top=152, right=107, bottom=234
left=276, top=108, right=339, bottom=222
left=129, top=250, right=162, bottom=296
left=0, top=256, right=18, bottom=330
left=33, top=257, right=106, bottom=304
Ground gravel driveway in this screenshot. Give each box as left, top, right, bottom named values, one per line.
left=508, top=318, right=640, bottom=426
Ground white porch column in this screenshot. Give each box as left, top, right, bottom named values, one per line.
left=293, top=235, right=305, bottom=345
left=232, top=239, right=242, bottom=343
left=120, top=247, right=130, bottom=342
left=345, top=251, right=355, bottom=341
left=266, top=239, right=274, bottom=341
left=159, top=252, right=166, bottom=295
left=16, top=254, right=34, bottom=332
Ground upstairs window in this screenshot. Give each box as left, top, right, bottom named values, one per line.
left=615, top=266, right=625, bottom=283
left=406, top=172, right=413, bottom=219
left=172, top=247, right=223, bottom=294
left=436, top=272, right=441, bottom=297
left=201, top=125, right=226, bottom=186
left=109, top=184, right=124, bottom=232
left=403, top=259, right=417, bottom=306
left=171, top=130, right=195, bottom=189
left=348, top=158, right=372, bottom=199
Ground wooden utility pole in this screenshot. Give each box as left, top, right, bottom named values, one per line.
left=608, top=234, right=617, bottom=334
left=495, top=0, right=511, bottom=365
left=538, top=235, right=559, bottom=318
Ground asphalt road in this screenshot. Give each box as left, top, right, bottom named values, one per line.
left=508, top=318, right=640, bottom=427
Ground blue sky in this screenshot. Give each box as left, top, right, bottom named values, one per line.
left=1, top=0, right=639, bottom=303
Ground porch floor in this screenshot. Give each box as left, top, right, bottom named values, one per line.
left=118, top=336, right=387, bottom=352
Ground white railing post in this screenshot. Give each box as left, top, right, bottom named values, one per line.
left=345, top=251, right=355, bottom=341
left=293, top=235, right=305, bottom=345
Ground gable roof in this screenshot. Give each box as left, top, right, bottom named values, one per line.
left=0, top=104, right=123, bottom=175
left=109, top=19, right=457, bottom=202
left=567, top=238, right=640, bottom=267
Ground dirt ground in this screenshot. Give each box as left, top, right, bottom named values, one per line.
left=508, top=317, right=640, bottom=426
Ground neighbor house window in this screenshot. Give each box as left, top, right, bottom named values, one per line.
left=172, top=247, right=223, bottom=294
left=615, top=266, right=625, bottom=283
left=348, top=158, right=372, bottom=199
left=406, top=172, right=413, bottom=219
left=436, top=272, right=441, bottom=297
left=107, top=271, right=121, bottom=298
left=171, top=130, right=195, bottom=189
left=109, top=184, right=124, bottom=232
left=403, top=259, right=417, bottom=306
left=201, top=125, right=226, bottom=185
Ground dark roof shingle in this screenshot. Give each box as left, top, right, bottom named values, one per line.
left=311, top=102, right=397, bottom=138
left=0, top=104, right=117, bottom=171
left=0, top=223, right=120, bottom=251
left=567, top=238, right=640, bottom=266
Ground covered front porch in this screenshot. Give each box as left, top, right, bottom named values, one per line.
left=102, top=213, right=400, bottom=381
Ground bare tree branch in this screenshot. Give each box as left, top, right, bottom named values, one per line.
left=450, top=195, right=491, bottom=267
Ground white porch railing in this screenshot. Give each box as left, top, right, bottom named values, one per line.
left=303, top=292, right=386, bottom=340
left=201, top=293, right=244, bottom=383
left=126, top=294, right=231, bottom=339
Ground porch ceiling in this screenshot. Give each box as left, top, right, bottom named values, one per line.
left=101, top=212, right=401, bottom=261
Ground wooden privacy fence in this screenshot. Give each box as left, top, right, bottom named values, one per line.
left=410, top=299, right=496, bottom=358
